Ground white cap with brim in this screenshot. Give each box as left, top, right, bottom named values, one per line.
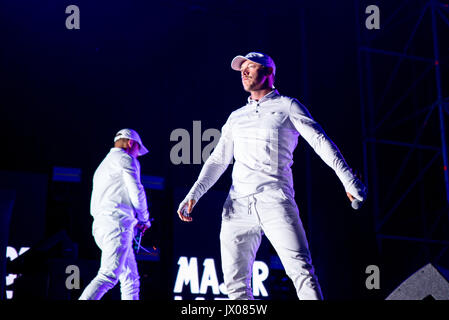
left=231, top=52, right=276, bottom=75
left=114, top=128, right=149, bottom=156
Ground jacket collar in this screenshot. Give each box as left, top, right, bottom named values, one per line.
left=247, top=89, right=280, bottom=105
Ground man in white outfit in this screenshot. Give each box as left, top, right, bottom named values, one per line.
left=177, top=52, right=367, bottom=300
left=79, top=128, right=152, bottom=300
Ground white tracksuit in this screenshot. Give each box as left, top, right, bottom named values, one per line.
left=79, top=148, right=150, bottom=300
left=180, top=90, right=366, bottom=300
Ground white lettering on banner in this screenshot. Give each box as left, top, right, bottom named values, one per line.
left=199, top=258, right=220, bottom=295
left=173, top=256, right=269, bottom=299
left=173, top=256, right=200, bottom=294
left=5, top=246, right=30, bottom=299
left=253, top=260, right=269, bottom=296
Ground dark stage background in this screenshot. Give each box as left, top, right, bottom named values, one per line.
left=1, top=0, right=448, bottom=300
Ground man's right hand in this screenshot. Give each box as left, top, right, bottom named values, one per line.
left=136, top=220, right=152, bottom=234
left=177, top=199, right=196, bottom=222
left=346, top=176, right=367, bottom=204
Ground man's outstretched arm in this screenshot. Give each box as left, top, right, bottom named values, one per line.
left=289, top=99, right=367, bottom=203
left=178, top=118, right=234, bottom=221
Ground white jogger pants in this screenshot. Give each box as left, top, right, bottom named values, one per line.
left=219, top=188, right=323, bottom=300
left=79, top=218, right=140, bottom=300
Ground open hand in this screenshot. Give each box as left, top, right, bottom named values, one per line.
left=177, top=199, right=196, bottom=222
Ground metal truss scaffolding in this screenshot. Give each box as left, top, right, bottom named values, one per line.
left=356, top=0, right=449, bottom=266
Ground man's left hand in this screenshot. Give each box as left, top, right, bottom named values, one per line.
left=346, top=169, right=367, bottom=204
left=346, top=192, right=355, bottom=202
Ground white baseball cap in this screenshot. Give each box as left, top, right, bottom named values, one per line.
left=231, top=52, right=276, bottom=75
left=114, top=128, right=149, bottom=156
